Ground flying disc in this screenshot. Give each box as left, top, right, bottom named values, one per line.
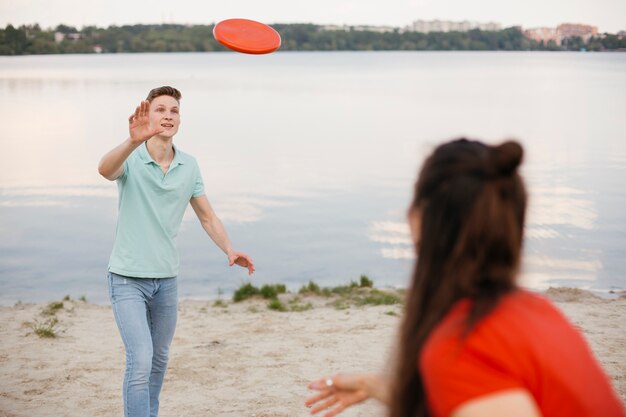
left=213, top=19, right=281, bottom=54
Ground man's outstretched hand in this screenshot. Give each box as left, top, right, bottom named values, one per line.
left=228, top=252, right=255, bottom=275
left=128, top=100, right=164, bottom=144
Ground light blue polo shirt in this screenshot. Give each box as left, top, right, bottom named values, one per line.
left=108, top=142, right=205, bottom=278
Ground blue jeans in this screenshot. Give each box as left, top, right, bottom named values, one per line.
left=108, top=272, right=178, bottom=417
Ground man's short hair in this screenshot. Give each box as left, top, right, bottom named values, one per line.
left=146, top=86, right=182, bottom=103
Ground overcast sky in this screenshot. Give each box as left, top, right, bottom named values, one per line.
left=2, top=0, right=625, bottom=33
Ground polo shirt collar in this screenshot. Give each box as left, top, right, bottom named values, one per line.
left=139, top=142, right=184, bottom=168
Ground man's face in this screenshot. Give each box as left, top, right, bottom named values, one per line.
left=150, top=95, right=180, bottom=138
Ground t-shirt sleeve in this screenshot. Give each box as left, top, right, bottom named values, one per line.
left=116, top=160, right=129, bottom=182
left=421, top=327, right=525, bottom=417
left=192, top=165, right=205, bottom=197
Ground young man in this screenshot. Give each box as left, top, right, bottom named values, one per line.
left=98, top=86, right=254, bottom=417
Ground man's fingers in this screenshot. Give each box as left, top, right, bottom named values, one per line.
left=152, top=127, right=166, bottom=136
left=140, top=100, right=150, bottom=117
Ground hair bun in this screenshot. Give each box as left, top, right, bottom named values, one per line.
left=491, top=141, right=523, bottom=177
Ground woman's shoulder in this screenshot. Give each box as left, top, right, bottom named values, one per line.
left=422, top=289, right=569, bottom=363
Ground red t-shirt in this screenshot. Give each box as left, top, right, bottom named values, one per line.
left=420, top=290, right=625, bottom=417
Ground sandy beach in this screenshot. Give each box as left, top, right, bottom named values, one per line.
left=1, top=288, right=624, bottom=417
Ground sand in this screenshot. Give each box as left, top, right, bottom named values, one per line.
left=0, top=288, right=624, bottom=417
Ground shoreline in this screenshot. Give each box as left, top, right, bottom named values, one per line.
left=0, top=288, right=624, bottom=416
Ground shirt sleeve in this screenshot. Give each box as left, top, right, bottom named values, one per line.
left=192, top=165, right=205, bottom=197
left=116, top=160, right=129, bottom=182
left=421, top=326, right=525, bottom=417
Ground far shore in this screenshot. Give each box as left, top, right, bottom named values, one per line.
left=0, top=287, right=624, bottom=417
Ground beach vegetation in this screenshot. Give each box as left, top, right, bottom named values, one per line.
left=234, top=283, right=289, bottom=302
left=355, top=289, right=402, bottom=306
left=359, top=275, right=374, bottom=288
left=329, top=282, right=358, bottom=296
left=233, top=283, right=260, bottom=302
left=63, top=295, right=71, bottom=301
left=299, top=281, right=322, bottom=295
left=385, top=310, right=399, bottom=317
left=213, top=299, right=227, bottom=308
left=290, top=302, right=314, bottom=312
left=41, top=301, right=64, bottom=316
left=267, top=299, right=288, bottom=312
left=79, top=295, right=87, bottom=302
left=260, top=284, right=287, bottom=300
left=327, top=299, right=350, bottom=310
left=28, top=317, right=60, bottom=338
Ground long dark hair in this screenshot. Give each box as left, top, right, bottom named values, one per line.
left=389, top=139, right=527, bottom=417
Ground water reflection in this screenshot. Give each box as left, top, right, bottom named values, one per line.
left=1, top=52, right=625, bottom=304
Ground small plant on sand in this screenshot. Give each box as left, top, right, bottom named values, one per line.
left=299, top=281, right=321, bottom=295
left=79, top=295, right=87, bottom=302
left=62, top=295, right=71, bottom=301
left=290, top=302, right=313, bottom=312
left=384, top=310, right=399, bottom=317
left=213, top=287, right=228, bottom=308
left=41, top=301, right=64, bottom=316
left=213, top=299, right=227, bottom=308
left=233, top=283, right=260, bottom=302
left=327, top=299, right=350, bottom=310
left=355, top=290, right=401, bottom=306
left=359, top=275, right=374, bottom=288
left=299, top=281, right=333, bottom=297
left=267, top=299, right=288, bottom=312
left=260, top=284, right=287, bottom=300
left=28, top=317, right=60, bottom=338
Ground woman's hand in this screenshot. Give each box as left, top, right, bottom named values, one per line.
left=128, top=100, right=164, bottom=144
left=305, top=374, right=372, bottom=417
left=228, top=252, right=255, bottom=275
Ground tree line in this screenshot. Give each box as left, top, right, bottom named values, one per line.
left=1, top=23, right=625, bottom=55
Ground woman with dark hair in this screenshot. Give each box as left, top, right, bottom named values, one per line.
left=306, top=139, right=624, bottom=417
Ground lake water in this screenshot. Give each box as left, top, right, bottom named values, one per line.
left=1, top=51, right=625, bottom=305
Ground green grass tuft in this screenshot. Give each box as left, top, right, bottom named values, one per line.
left=260, top=284, right=287, bottom=299
left=359, top=275, right=374, bottom=288
left=355, top=289, right=401, bottom=306
left=213, top=299, right=227, bottom=308
left=299, top=281, right=321, bottom=295
left=233, top=283, right=260, bottom=302
left=41, top=301, right=64, bottom=316
left=267, top=299, right=288, bottom=312
left=290, top=302, right=314, bottom=312
left=29, top=317, right=60, bottom=338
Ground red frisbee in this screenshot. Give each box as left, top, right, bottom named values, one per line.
left=213, top=19, right=281, bottom=54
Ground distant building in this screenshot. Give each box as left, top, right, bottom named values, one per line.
left=321, top=24, right=397, bottom=33
left=93, top=45, right=103, bottom=53
left=54, top=32, right=81, bottom=43
left=617, top=31, right=626, bottom=39
left=407, top=20, right=501, bottom=33
left=524, top=27, right=561, bottom=45
left=557, top=23, right=598, bottom=42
